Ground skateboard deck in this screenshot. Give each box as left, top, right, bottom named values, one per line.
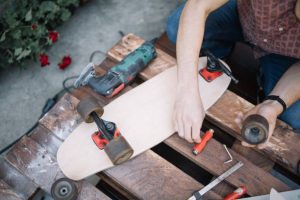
left=57, top=57, right=231, bottom=180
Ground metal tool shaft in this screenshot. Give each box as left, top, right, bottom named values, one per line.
left=188, top=161, right=244, bottom=200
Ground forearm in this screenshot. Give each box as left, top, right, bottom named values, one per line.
left=176, top=0, right=228, bottom=90
left=268, top=61, right=300, bottom=114
left=176, top=1, right=207, bottom=89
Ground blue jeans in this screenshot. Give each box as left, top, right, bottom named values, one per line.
left=166, top=0, right=300, bottom=131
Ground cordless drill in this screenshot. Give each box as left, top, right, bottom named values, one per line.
left=74, top=41, right=157, bottom=97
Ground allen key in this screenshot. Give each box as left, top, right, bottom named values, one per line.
left=223, top=144, right=233, bottom=164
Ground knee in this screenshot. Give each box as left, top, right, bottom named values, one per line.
left=166, top=3, right=185, bottom=44
left=279, top=102, right=300, bottom=132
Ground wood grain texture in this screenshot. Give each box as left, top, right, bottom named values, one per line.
left=206, top=90, right=300, bottom=175
left=232, top=141, right=274, bottom=172
left=39, top=94, right=81, bottom=141
left=30, top=125, right=62, bottom=155
left=102, top=150, right=221, bottom=200
left=0, top=180, right=24, bottom=200
left=164, top=134, right=290, bottom=196
left=0, top=161, right=37, bottom=199
left=5, top=136, right=110, bottom=200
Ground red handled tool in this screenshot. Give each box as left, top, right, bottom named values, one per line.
left=192, top=129, right=214, bottom=155
left=224, top=186, right=247, bottom=200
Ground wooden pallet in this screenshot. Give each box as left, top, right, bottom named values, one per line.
left=1, top=33, right=299, bottom=200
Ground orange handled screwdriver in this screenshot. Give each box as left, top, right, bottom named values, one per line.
left=192, top=129, right=214, bottom=155
left=224, top=186, right=247, bottom=200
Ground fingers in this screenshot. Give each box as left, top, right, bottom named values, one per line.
left=177, top=118, right=185, bottom=138
left=234, top=112, right=244, bottom=129
left=241, top=141, right=256, bottom=148
left=184, top=123, right=193, bottom=143
left=192, top=122, right=201, bottom=143
left=174, top=116, right=201, bottom=143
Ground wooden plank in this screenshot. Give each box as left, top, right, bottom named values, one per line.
left=30, top=125, right=62, bottom=155
left=39, top=94, right=81, bottom=141
left=232, top=141, right=274, bottom=172
left=155, top=33, right=176, bottom=58
left=101, top=150, right=221, bottom=200
left=98, top=173, right=139, bottom=200
left=0, top=180, right=24, bottom=200
left=164, top=134, right=290, bottom=196
left=109, top=33, right=300, bottom=176
left=206, top=90, right=300, bottom=175
left=5, top=136, right=110, bottom=200
left=0, top=160, right=38, bottom=199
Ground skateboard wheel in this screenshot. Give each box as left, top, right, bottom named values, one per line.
left=51, top=178, right=77, bottom=200
left=241, top=114, right=269, bottom=145
left=104, top=136, right=134, bottom=165
left=77, top=96, right=104, bottom=123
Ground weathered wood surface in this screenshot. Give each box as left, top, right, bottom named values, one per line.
left=165, top=134, right=289, bottom=196
left=0, top=180, right=24, bottom=200
left=207, top=91, right=300, bottom=175
left=102, top=150, right=220, bottom=200
left=232, top=141, right=274, bottom=172
left=108, top=33, right=300, bottom=176
left=0, top=160, right=38, bottom=199
left=5, top=134, right=110, bottom=200
left=98, top=173, right=139, bottom=200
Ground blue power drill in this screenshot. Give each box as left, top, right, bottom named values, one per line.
left=74, top=41, right=157, bottom=97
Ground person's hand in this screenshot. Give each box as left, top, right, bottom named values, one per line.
left=173, top=86, right=205, bottom=143
left=235, top=100, right=283, bottom=149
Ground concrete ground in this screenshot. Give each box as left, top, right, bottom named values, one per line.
left=0, top=0, right=180, bottom=150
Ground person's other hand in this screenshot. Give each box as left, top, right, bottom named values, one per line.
left=235, top=100, right=282, bottom=149
left=173, top=87, right=205, bottom=143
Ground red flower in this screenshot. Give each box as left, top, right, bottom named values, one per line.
left=48, top=31, right=59, bottom=43
left=58, top=55, right=72, bottom=70
left=39, top=53, right=50, bottom=67
left=31, top=24, right=37, bottom=30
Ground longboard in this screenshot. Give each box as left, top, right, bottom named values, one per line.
left=57, top=57, right=231, bottom=180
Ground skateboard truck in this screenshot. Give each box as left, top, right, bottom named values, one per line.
left=77, top=96, right=134, bottom=165
left=241, top=114, right=269, bottom=145
left=200, top=50, right=239, bottom=84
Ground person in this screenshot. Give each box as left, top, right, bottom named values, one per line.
left=166, top=0, right=300, bottom=149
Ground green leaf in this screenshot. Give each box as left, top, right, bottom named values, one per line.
left=4, top=12, right=20, bottom=28
left=60, top=8, right=71, bottom=21
left=14, top=48, right=23, bottom=56
left=0, top=31, right=8, bottom=42
left=25, top=9, right=32, bottom=22
left=16, top=49, right=31, bottom=60
left=40, top=1, right=60, bottom=14
left=12, top=30, right=22, bottom=40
